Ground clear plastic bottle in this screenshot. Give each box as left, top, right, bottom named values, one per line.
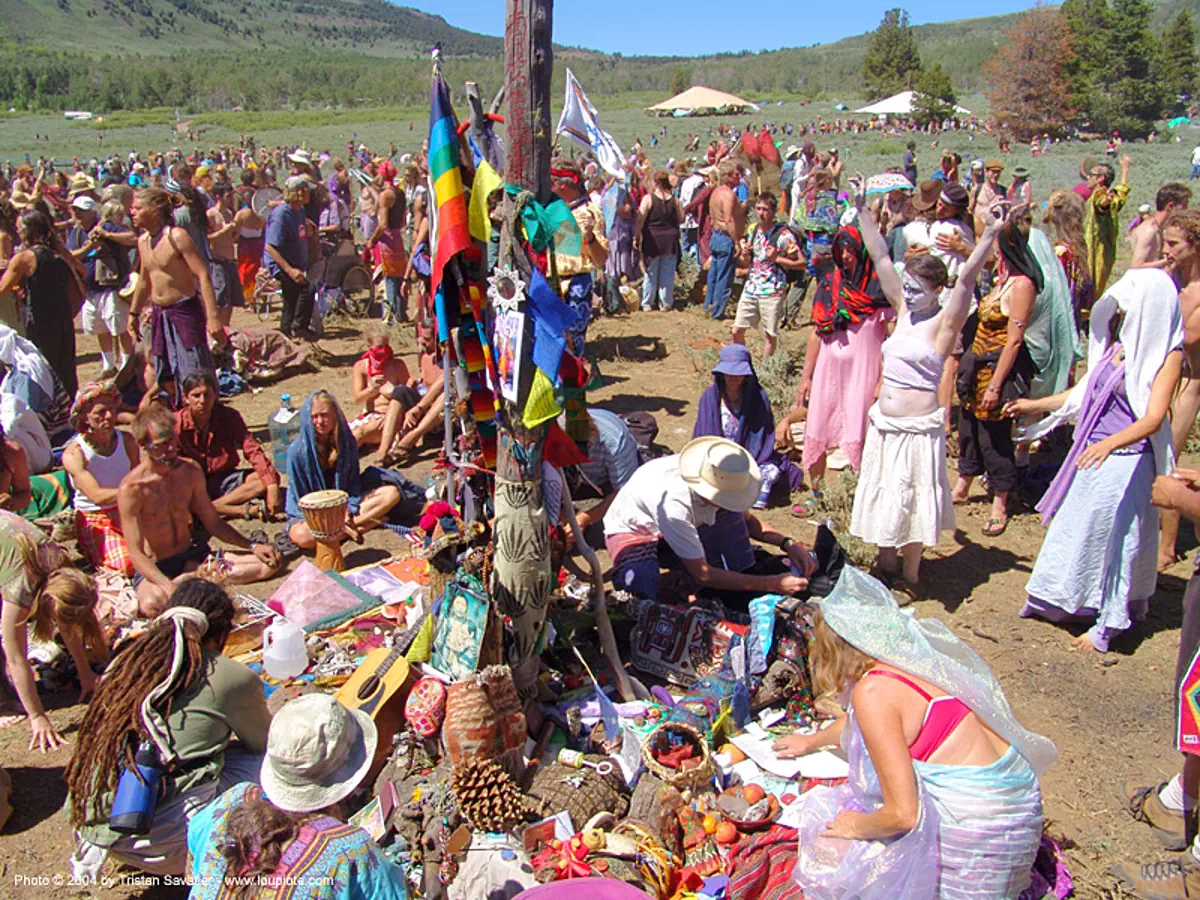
left=269, top=393, right=300, bottom=475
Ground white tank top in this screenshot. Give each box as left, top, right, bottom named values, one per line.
left=70, top=433, right=132, bottom=512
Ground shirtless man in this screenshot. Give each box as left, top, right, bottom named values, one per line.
left=1132, top=183, right=1192, bottom=269
left=704, top=160, right=747, bottom=321
left=206, top=181, right=241, bottom=327
left=1160, top=209, right=1200, bottom=570
left=349, top=324, right=417, bottom=450
left=233, top=182, right=266, bottom=306
left=117, top=404, right=279, bottom=617
left=126, top=188, right=222, bottom=403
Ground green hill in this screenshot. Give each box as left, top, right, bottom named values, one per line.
left=0, top=0, right=1193, bottom=111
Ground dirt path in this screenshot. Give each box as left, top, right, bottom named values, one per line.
left=0, top=302, right=1185, bottom=898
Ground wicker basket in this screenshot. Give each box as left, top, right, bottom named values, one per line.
left=641, top=721, right=715, bottom=791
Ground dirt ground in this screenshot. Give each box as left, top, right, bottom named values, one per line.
left=0, top=299, right=1190, bottom=899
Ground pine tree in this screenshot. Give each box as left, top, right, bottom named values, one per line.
left=862, top=8, right=923, bottom=100
left=1061, top=0, right=1170, bottom=137
left=984, top=6, right=1078, bottom=139
left=1162, top=10, right=1198, bottom=101
left=912, top=62, right=956, bottom=124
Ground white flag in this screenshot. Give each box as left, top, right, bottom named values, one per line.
left=556, top=68, right=626, bottom=181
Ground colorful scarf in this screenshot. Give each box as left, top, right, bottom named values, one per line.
left=811, top=226, right=888, bottom=334
left=70, top=382, right=120, bottom=432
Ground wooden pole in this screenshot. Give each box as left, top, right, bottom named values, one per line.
left=493, top=0, right=555, bottom=702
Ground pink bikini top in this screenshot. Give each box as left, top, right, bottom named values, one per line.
left=863, top=669, right=971, bottom=762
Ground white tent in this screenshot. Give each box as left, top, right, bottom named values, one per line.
left=854, top=90, right=971, bottom=117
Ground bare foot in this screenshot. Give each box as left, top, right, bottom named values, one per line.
left=1070, top=633, right=1098, bottom=652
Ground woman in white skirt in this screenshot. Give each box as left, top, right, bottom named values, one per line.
left=849, top=178, right=1012, bottom=597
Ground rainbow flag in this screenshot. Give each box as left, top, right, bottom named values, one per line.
left=429, top=71, right=472, bottom=302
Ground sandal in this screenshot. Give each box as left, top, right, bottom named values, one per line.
left=791, top=491, right=822, bottom=518
left=272, top=531, right=302, bottom=560
left=890, top=580, right=920, bottom=607
left=982, top=517, right=1008, bottom=537
left=244, top=499, right=268, bottom=521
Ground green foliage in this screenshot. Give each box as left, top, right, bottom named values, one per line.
left=1063, top=0, right=1172, bottom=137
left=757, top=350, right=805, bottom=417
left=912, top=63, right=957, bottom=125
left=858, top=139, right=909, bottom=156
left=669, top=67, right=690, bottom=97
left=1161, top=10, right=1199, bottom=100
left=862, top=8, right=923, bottom=101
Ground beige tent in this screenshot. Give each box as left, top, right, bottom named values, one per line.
left=645, top=86, right=761, bottom=117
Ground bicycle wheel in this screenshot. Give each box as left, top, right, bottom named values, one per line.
left=339, top=265, right=377, bottom=318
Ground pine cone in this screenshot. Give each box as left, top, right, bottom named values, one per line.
left=451, top=758, right=528, bottom=833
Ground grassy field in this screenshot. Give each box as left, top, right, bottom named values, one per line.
left=4, top=97, right=1199, bottom=216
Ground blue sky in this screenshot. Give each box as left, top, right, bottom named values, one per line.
left=405, top=0, right=1040, bottom=56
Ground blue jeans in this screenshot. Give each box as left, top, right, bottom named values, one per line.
left=383, top=276, right=407, bottom=321
left=706, top=230, right=736, bottom=319
left=641, top=253, right=677, bottom=310
left=1191, top=164, right=1200, bottom=181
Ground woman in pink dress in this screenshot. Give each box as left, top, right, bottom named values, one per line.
left=796, top=226, right=894, bottom=484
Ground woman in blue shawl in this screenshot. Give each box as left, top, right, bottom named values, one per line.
left=285, top=391, right=417, bottom=551
left=693, top=343, right=804, bottom=570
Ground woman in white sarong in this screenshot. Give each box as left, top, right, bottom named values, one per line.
left=848, top=179, right=1009, bottom=594
left=1011, top=269, right=1183, bottom=651
left=772, top=567, right=1055, bottom=899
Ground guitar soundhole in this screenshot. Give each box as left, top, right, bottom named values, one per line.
left=357, top=674, right=380, bottom=700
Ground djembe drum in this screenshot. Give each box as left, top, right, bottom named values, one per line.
left=298, top=489, right=349, bottom=572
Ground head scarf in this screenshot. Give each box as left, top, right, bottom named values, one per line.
left=997, top=220, right=1044, bottom=294
left=811, top=226, right=889, bottom=334
left=0, top=325, right=56, bottom=399
left=70, top=382, right=120, bottom=432
left=283, top=392, right=364, bottom=522
left=820, top=566, right=1057, bottom=774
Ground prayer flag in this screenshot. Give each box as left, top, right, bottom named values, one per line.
left=556, top=69, right=626, bottom=181
left=525, top=268, right=580, bottom=383
left=429, top=71, right=472, bottom=302
left=468, top=159, right=504, bottom=243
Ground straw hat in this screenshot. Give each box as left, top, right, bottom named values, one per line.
left=68, top=173, right=96, bottom=197
left=678, top=436, right=762, bottom=513
left=260, top=694, right=377, bottom=813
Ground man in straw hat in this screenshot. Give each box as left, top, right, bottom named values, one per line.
left=185, top=693, right=408, bottom=895
left=603, top=436, right=817, bottom=602
left=970, top=159, right=1008, bottom=240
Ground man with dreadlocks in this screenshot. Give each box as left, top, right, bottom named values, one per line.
left=67, top=580, right=268, bottom=879
left=118, top=404, right=279, bottom=618
left=0, top=511, right=102, bottom=752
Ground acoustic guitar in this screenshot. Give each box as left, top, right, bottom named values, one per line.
left=336, top=612, right=427, bottom=773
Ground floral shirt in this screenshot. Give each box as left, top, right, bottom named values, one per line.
left=743, top=224, right=799, bottom=300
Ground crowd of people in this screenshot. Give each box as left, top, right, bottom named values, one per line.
left=0, top=112, right=1199, bottom=899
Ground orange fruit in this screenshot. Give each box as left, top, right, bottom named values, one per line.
left=715, top=821, right=738, bottom=844
left=718, top=743, right=746, bottom=764
left=702, top=815, right=718, bottom=835
left=742, top=784, right=766, bottom=804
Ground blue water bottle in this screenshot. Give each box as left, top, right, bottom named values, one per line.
left=108, top=741, right=165, bottom=835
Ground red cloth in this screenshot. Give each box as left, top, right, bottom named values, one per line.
left=176, top=404, right=280, bottom=487
left=362, top=344, right=395, bottom=378
left=727, top=824, right=804, bottom=900
left=543, top=422, right=589, bottom=468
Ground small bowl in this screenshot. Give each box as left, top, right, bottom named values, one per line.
left=720, top=788, right=781, bottom=831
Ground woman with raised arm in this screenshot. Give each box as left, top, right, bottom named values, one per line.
left=849, top=175, right=1011, bottom=596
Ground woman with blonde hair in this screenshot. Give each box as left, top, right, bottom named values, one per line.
left=1044, top=189, right=1094, bottom=329
left=0, top=512, right=104, bottom=751
left=773, top=567, right=1054, bottom=897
